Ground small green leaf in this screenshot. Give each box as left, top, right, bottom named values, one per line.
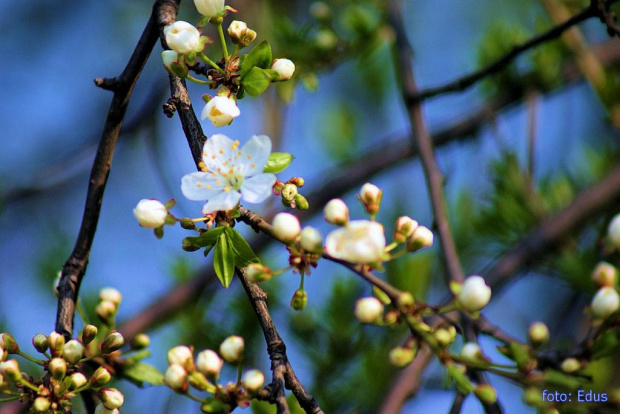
left=154, top=226, right=164, bottom=239
left=263, top=152, right=293, bottom=173
left=183, top=227, right=225, bottom=248
left=214, top=233, right=235, bottom=288
left=242, top=67, right=271, bottom=97
left=239, top=40, right=272, bottom=78
left=225, top=227, right=260, bottom=266
left=120, top=363, right=164, bottom=387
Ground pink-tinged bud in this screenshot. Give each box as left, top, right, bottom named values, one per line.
left=300, top=227, right=323, bottom=253
left=560, top=357, right=581, bottom=373
left=245, top=263, right=272, bottom=283
left=101, top=331, right=125, bottom=354
left=32, top=334, right=48, bottom=354
left=48, top=331, right=65, bottom=357
left=196, top=349, right=223, bottom=381
left=271, top=59, right=295, bottom=81
left=81, top=324, right=98, bottom=345
left=96, top=300, right=118, bottom=325
left=0, top=346, right=6, bottom=362
left=389, top=347, right=414, bottom=367
left=406, top=226, right=434, bottom=252
left=354, top=297, right=384, bottom=324
left=167, top=346, right=194, bottom=372
left=324, top=199, right=349, bottom=225
left=69, top=372, right=88, bottom=390
left=90, top=367, right=111, bottom=387
left=474, top=384, right=498, bottom=404
left=164, top=364, right=188, bottom=392
left=459, top=342, right=483, bottom=363
left=33, top=397, right=51, bottom=413
left=290, top=289, right=308, bottom=311
left=219, top=336, right=244, bottom=364
left=0, top=334, right=18, bottom=354
left=591, top=262, right=618, bottom=288
left=393, top=216, right=418, bottom=244
left=130, top=333, right=150, bottom=350
left=63, top=340, right=85, bottom=364
left=242, top=369, right=265, bottom=392
left=49, top=357, right=67, bottom=380
left=456, top=276, right=492, bottom=312
left=228, top=20, right=248, bottom=44
left=591, top=287, right=620, bottom=319
left=272, top=213, right=301, bottom=243
left=99, top=288, right=122, bottom=307
left=99, top=388, right=124, bottom=410
left=528, top=322, right=549, bottom=347
left=358, top=183, right=382, bottom=215
left=0, top=360, right=21, bottom=381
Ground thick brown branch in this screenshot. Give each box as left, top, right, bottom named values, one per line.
left=54, top=0, right=180, bottom=339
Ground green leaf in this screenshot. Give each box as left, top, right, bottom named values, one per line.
left=225, top=227, right=260, bottom=267
left=120, top=363, right=164, bottom=387
left=242, top=67, right=271, bottom=97
left=263, top=152, right=293, bottom=173
left=214, top=233, right=235, bottom=288
left=183, top=227, right=225, bottom=248
left=239, top=40, right=272, bottom=78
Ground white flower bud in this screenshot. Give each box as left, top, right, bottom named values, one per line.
left=33, top=397, right=51, bottom=413
left=591, top=287, right=620, bottom=319
left=591, top=261, right=618, bottom=287
left=219, top=335, right=244, bottom=364
left=47, top=331, right=65, bottom=357
left=272, top=213, right=301, bottom=242
left=49, top=357, right=67, bottom=380
left=299, top=226, right=323, bottom=253
left=457, top=276, right=492, bottom=312
left=200, top=96, right=241, bottom=127
left=194, top=0, right=225, bottom=19
left=95, top=403, right=119, bottom=414
left=608, top=213, right=620, bottom=249
left=528, top=322, right=549, bottom=346
left=393, top=216, right=418, bottom=243
left=62, top=340, right=84, bottom=364
left=96, top=300, right=118, bottom=324
left=90, top=367, right=111, bottom=387
left=164, top=21, right=204, bottom=55
left=133, top=199, right=168, bottom=228
left=164, top=364, right=188, bottom=391
left=0, top=359, right=21, bottom=381
left=99, top=288, right=122, bottom=307
left=101, top=331, right=125, bottom=354
left=459, top=342, right=483, bottom=363
left=242, top=369, right=265, bottom=392
left=69, top=372, right=88, bottom=390
left=406, top=226, right=434, bottom=252
left=354, top=297, right=384, bottom=324
left=325, top=220, right=386, bottom=264
left=167, top=346, right=194, bottom=371
left=358, top=183, right=382, bottom=215
left=161, top=50, right=179, bottom=70
left=323, top=199, right=349, bottom=225
left=388, top=347, right=414, bottom=367
left=560, top=357, right=581, bottom=373
left=196, top=349, right=223, bottom=379
left=98, top=388, right=124, bottom=410
left=271, top=59, right=295, bottom=81
left=228, top=20, right=248, bottom=42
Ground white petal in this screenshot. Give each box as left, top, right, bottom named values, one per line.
left=202, top=191, right=241, bottom=214
left=238, top=135, right=272, bottom=176
left=202, top=134, right=235, bottom=172
left=181, top=172, right=225, bottom=200
left=240, top=173, right=276, bottom=203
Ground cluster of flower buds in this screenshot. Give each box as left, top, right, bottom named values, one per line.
left=268, top=212, right=322, bottom=275
left=95, top=287, right=123, bottom=326
left=273, top=177, right=308, bottom=210
left=227, top=20, right=257, bottom=47
left=393, top=215, right=434, bottom=253
left=589, top=261, right=619, bottom=320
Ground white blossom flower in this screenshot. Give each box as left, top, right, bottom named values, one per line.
left=242, top=369, right=265, bottom=391
left=133, top=199, right=168, bottom=228
left=325, top=220, right=386, bottom=264
left=300, top=227, right=323, bottom=253
left=591, top=287, right=620, bottom=319
left=272, top=213, right=301, bottom=242
left=271, top=59, right=295, bottom=81
left=164, top=21, right=203, bottom=55
left=354, top=297, right=384, bottom=323
left=181, top=135, right=276, bottom=214
left=457, top=276, right=492, bottom=312
left=608, top=213, right=620, bottom=249
left=194, top=0, right=225, bottom=19
left=201, top=96, right=241, bottom=127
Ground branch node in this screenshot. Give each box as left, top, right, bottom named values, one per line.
left=94, top=77, right=120, bottom=91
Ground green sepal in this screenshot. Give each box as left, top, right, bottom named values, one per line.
left=263, top=68, right=279, bottom=81
left=224, top=227, right=260, bottom=266
left=544, top=370, right=582, bottom=389
left=120, top=362, right=165, bottom=387
left=154, top=226, right=164, bottom=239
left=202, top=94, right=212, bottom=104
left=170, top=62, right=189, bottom=78
left=242, top=67, right=271, bottom=96
left=239, top=40, right=272, bottom=78
left=373, top=286, right=392, bottom=305
left=264, top=152, right=293, bottom=173
left=185, top=52, right=197, bottom=66
left=183, top=227, right=225, bottom=249
left=236, top=85, right=245, bottom=100
left=214, top=233, right=235, bottom=288
left=164, top=215, right=176, bottom=225
left=121, top=349, right=152, bottom=365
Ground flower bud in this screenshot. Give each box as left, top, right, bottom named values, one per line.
left=130, top=333, right=150, bottom=350
left=164, top=21, right=204, bottom=55
left=63, top=340, right=85, bottom=364
left=240, top=29, right=257, bottom=46
left=459, top=342, right=483, bottom=363
left=95, top=403, right=119, bottom=414
left=272, top=213, right=301, bottom=242
left=281, top=183, right=298, bottom=201
left=201, top=96, right=240, bottom=127
left=324, top=199, right=349, bottom=225
left=591, top=262, right=618, bottom=287
left=161, top=50, right=179, bottom=69
left=434, top=327, right=456, bottom=348
left=325, top=220, right=386, bottom=264
left=271, top=59, right=295, bottom=81
left=560, top=357, right=581, bottom=373
left=389, top=347, right=414, bottom=367
left=133, top=199, right=168, bottom=228
left=456, top=276, right=492, bottom=312
left=33, top=397, right=51, bottom=413
left=290, top=289, right=308, bottom=311
left=393, top=216, right=418, bottom=244
left=99, top=288, right=122, bottom=307
left=289, top=177, right=305, bottom=187
left=406, top=226, right=434, bottom=252
left=96, top=301, right=118, bottom=325
left=101, top=331, right=125, bottom=354
left=607, top=213, right=620, bottom=249
left=315, top=29, right=338, bottom=50
left=0, top=334, right=18, bottom=354
left=0, top=347, right=5, bottom=362
left=164, top=364, right=188, bottom=392
left=0, top=360, right=21, bottom=381
left=310, top=2, right=331, bottom=22
left=300, top=227, right=323, bottom=253
left=219, top=336, right=244, bottom=364
left=196, top=349, right=223, bottom=380
left=168, top=346, right=194, bottom=372
left=99, top=388, right=124, bottom=410
left=528, top=322, right=549, bottom=347
left=474, top=384, right=498, bottom=404
left=294, top=194, right=309, bottom=210
left=81, top=324, right=98, bottom=345
left=242, top=369, right=265, bottom=392
left=358, top=183, right=382, bottom=215
left=90, top=367, right=111, bottom=387
left=245, top=263, right=272, bottom=283
left=49, top=357, right=67, bottom=380
left=48, top=331, right=65, bottom=357
left=591, top=286, right=620, bottom=319
left=194, top=0, right=225, bottom=19
left=32, top=334, right=48, bottom=354
left=69, top=372, right=88, bottom=390
left=227, top=20, right=248, bottom=44
left=354, top=297, right=384, bottom=324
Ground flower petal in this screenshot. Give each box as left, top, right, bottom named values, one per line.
left=181, top=172, right=225, bottom=200
left=202, top=190, right=241, bottom=214
left=240, top=173, right=276, bottom=203
left=202, top=134, right=236, bottom=172
left=238, top=135, right=272, bottom=176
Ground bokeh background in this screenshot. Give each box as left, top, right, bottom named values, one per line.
left=1, top=0, right=620, bottom=412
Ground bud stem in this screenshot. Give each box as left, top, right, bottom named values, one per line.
left=198, top=53, right=225, bottom=75
left=216, top=23, right=229, bottom=62
left=236, top=363, right=243, bottom=386
left=187, top=75, right=215, bottom=86
left=76, top=300, right=89, bottom=326
left=18, top=378, right=40, bottom=393
left=17, top=350, right=45, bottom=366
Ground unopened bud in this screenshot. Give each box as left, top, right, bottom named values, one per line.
left=0, top=360, right=21, bottom=381
left=393, top=216, right=418, bottom=244
left=96, top=300, right=118, bottom=325
left=242, top=369, right=265, bottom=392
left=81, top=324, right=98, bottom=345
left=389, top=347, right=414, bottom=367
left=168, top=346, right=194, bottom=372
left=358, top=183, right=382, bottom=215
left=130, top=333, right=150, bottom=350
left=474, top=384, right=497, bottom=404
left=227, top=20, right=248, bottom=44
left=456, top=276, right=492, bottom=313
left=272, top=213, right=301, bottom=242
left=101, top=331, right=125, bottom=354
left=63, top=340, right=85, bottom=364
left=48, top=331, right=65, bottom=357
left=49, top=357, right=67, bottom=380
left=90, top=366, right=111, bottom=387
left=290, top=289, right=308, bottom=311
left=99, top=288, right=122, bottom=307
left=406, top=226, right=434, bottom=252
left=324, top=199, right=349, bottom=225
left=33, top=397, right=51, bottom=413
left=528, top=322, right=549, bottom=347
left=219, top=336, right=244, bottom=364
left=354, top=297, right=384, bottom=324
left=0, top=334, right=18, bottom=354
left=245, top=263, right=272, bottom=283
left=591, top=286, right=620, bottom=319
left=607, top=213, right=620, bottom=250
left=69, top=372, right=88, bottom=390
left=32, top=334, right=48, bottom=354
left=271, top=59, right=295, bottom=81
left=272, top=180, right=284, bottom=196
left=397, top=292, right=415, bottom=310
left=164, top=364, right=188, bottom=392
left=289, top=177, right=305, bottom=187
left=240, top=29, right=257, bottom=46
left=99, top=388, right=124, bottom=410
left=196, top=349, right=223, bottom=381
left=434, top=328, right=455, bottom=348
left=460, top=342, right=483, bottom=363
left=95, top=403, right=119, bottom=414
left=281, top=184, right=298, bottom=201
left=592, top=262, right=618, bottom=288
left=294, top=194, right=309, bottom=210
left=560, top=357, right=581, bottom=373
left=299, top=227, right=323, bottom=253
